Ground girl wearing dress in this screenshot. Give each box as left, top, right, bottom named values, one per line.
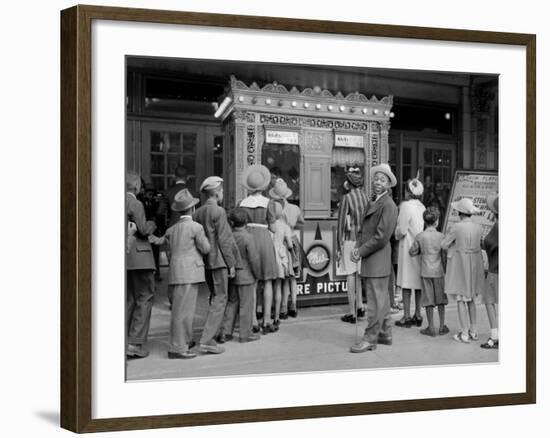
left=441, top=197, right=485, bottom=343
left=239, top=164, right=280, bottom=334
left=271, top=201, right=294, bottom=327
left=269, top=178, right=304, bottom=319
left=395, top=177, right=426, bottom=328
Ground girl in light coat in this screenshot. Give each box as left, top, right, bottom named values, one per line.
left=395, top=178, right=426, bottom=328
left=442, top=197, right=485, bottom=343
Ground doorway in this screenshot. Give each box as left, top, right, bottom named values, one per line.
left=141, top=122, right=223, bottom=195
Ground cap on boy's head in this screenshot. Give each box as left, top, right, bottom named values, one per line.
left=200, top=176, right=223, bottom=193
left=229, top=207, right=248, bottom=227
left=423, top=207, right=440, bottom=226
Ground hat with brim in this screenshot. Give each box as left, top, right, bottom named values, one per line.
left=241, top=164, right=271, bottom=192
left=171, top=189, right=200, bottom=212
left=451, top=197, right=480, bottom=215
left=269, top=178, right=293, bottom=200
left=486, top=193, right=499, bottom=214
left=370, top=163, right=397, bottom=188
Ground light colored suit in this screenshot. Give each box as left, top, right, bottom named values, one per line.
left=163, top=216, right=211, bottom=285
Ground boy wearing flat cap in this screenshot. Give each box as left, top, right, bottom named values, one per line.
left=150, top=189, right=210, bottom=359
left=193, top=176, right=238, bottom=354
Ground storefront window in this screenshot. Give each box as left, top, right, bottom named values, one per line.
left=330, top=147, right=365, bottom=216
left=262, top=143, right=300, bottom=205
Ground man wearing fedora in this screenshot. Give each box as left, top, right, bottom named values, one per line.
left=126, top=171, right=157, bottom=359
left=194, top=176, right=238, bottom=354
left=336, top=167, right=369, bottom=324
left=481, top=193, right=499, bottom=349
left=150, top=189, right=210, bottom=359
left=350, top=163, right=398, bottom=353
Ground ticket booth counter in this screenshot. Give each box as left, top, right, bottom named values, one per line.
left=218, top=76, right=393, bottom=306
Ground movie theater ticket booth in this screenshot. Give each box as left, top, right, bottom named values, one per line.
left=217, top=76, right=393, bottom=306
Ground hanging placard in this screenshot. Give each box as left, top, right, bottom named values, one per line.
left=266, top=130, right=299, bottom=144
left=334, top=134, right=364, bottom=148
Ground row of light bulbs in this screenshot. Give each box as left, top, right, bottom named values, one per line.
left=235, top=95, right=394, bottom=118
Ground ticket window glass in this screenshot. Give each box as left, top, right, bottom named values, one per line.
left=262, top=143, right=301, bottom=206
left=330, top=147, right=366, bottom=216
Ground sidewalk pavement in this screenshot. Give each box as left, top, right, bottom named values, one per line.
left=127, top=269, right=498, bottom=381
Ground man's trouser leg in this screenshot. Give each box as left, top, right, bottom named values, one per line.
left=200, top=268, right=228, bottom=344
left=169, top=284, right=199, bottom=353
left=363, top=276, right=391, bottom=344
left=238, top=283, right=255, bottom=339
left=127, top=270, right=155, bottom=345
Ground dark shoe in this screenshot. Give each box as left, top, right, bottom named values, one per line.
left=395, top=317, right=412, bottom=328
left=214, top=334, right=226, bottom=344
left=199, top=342, right=225, bottom=354
left=438, top=325, right=450, bottom=336
left=341, top=314, right=357, bottom=324
left=279, top=312, right=288, bottom=320
left=377, top=335, right=393, bottom=346
left=126, top=343, right=149, bottom=358
left=288, top=309, right=298, bottom=318
left=350, top=340, right=377, bottom=353
left=252, top=325, right=260, bottom=334
left=168, top=350, right=197, bottom=359
left=273, top=319, right=280, bottom=327
left=357, top=307, right=366, bottom=319
left=262, top=323, right=277, bottom=334
left=239, top=333, right=261, bottom=343
left=420, top=327, right=437, bottom=337
left=411, top=315, right=423, bottom=327
left=480, top=338, right=499, bottom=349
left=188, top=340, right=197, bottom=350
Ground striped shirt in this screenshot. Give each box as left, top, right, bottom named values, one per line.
left=337, top=187, right=369, bottom=249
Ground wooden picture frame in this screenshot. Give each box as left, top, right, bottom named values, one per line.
left=60, top=4, right=536, bottom=433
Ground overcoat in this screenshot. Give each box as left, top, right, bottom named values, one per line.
left=441, top=217, right=485, bottom=298
left=163, top=216, right=211, bottom=285
left=395, top=199, right=425, bottom=289
left=357, top=191, right=398, bottom=278
left=193, top=198, right=238, bottom=270
left=126, top=192, right=156, bottom=270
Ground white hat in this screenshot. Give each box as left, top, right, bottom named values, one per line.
left=408, top=178, right=424, bottom=196
left=451, top=197, right=480, bottom=215
left=241, top=164, right=271, bottom=192
left=370, top=163, right=397, bottom=188
left=200, top=176, right=223, bottom=192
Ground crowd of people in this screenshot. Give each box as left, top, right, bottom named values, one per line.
left=125, top=162, right=499, bottom=360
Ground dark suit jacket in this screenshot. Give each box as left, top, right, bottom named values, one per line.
left=193, top=198, right=238, bottom=270
left=232, top=228, right=261, bottom=285
left=126, top=193, right=156, bottom=270
left=357, top=191, right=398, bottom=278
left=165, top=181, right=188, bottom=228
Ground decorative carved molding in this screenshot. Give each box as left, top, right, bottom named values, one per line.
left=305, top=131, right=331, bottom=153
left=471, top=86, right=495, bottom=113
left=246, top=125, right=256, bottom=165
left=259, top=113, right=369, bottom=131
left=229, top=75, right=393, bottom=106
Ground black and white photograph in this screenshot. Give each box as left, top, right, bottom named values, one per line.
left=125, top=57, right=500, bottom=381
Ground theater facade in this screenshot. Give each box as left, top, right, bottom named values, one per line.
left=126, top=57, right=498, bottom=305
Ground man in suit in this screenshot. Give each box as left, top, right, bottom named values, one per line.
left=350, top=163, right=398, bottom=353
left=126, top=172, right=157, bottom=358
left=193, top=176, right=238, bottom=354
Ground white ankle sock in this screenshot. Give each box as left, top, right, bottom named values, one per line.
left=491, top=328, right=499, bottom=339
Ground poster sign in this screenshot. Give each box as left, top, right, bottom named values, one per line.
left=335, top=134, right=364, bottom=148
left=266, top=130, right=299, bottom=144
left=442, top=170, right=498, bottom=239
